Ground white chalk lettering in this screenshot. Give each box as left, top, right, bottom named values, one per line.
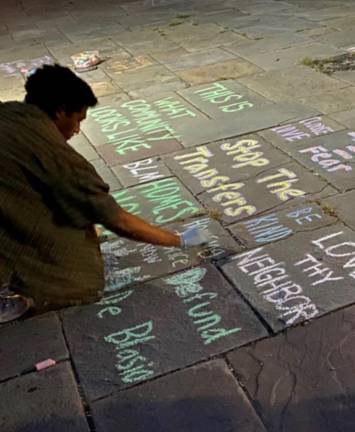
left=294, top=253, right=343, bottom=286
left=271, top=124, right=311, bottom=142
left=312, top=231, right=355, bottom=280
left=233, top=248, right=318, bottom=324
left=123, top=158, right=165, bottom=183
left=286, top=206, right=322, bottom=225
left=257, top=168, right=305, bottom=200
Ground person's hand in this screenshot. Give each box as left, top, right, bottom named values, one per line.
left=180, top=226, right=210, bottom=248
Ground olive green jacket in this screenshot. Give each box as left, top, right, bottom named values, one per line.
left=0, top=102, right=118, bottom=311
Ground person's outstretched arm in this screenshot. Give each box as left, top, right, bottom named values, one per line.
left=103, top=207, right=181, bottom=247
left=103, top=207, right=209, bottom=248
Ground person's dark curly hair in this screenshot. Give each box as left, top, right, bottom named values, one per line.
left=24, top=64, right=97, bottom=119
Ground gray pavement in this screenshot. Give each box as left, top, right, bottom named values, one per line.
left=1, top=0, right=355, bottom=430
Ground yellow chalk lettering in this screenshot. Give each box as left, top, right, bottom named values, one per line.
left=201, top=176, right=230, bottom=189
left=225, top=205, right=256, bottom=217
left=213, top=191, right=240, bottom=203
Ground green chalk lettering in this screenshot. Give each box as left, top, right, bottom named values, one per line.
left=188, top=302, right=213, bottom=318
left=104, top=320, right=155, bottom=350
left=154, top=96, right=196, bottom=119
left=155, top=204, right=199, bottom=224
left=195, top=314, right=221, bottom=331
left=121, top=367, right=154, bottom=384
left=114, top=135, right=151, bottom=155
left=166, top=267, right=242, bottom=345
left=202, top=327, right=241, bottom=345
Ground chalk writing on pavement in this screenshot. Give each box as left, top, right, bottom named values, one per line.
left=222, top=225, right=355, bottom=331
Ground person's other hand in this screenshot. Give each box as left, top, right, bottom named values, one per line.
left=180, top=226, right=210, bottom=248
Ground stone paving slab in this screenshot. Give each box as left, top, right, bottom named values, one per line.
left=0, top=45, right=51, bottom=64
left=171, top=0, right=235, bottom=14
left=128, top=81, right=187, bottom=99
left=201, top=12, right=263, bottom=30
left=220, top=223, right=355, bottom=331
left=188, top=2, right=236, bottom=15
left=102, top=54, right=155, bottom=78
left=333, top=70, right=355, bottom=86
left=193, top=10, right=247, bottom=25
left=163, top=134, right=291, bottom=195
left=115, top=37, right=182, bottom=58
left=82, top=92, right=206, bottom=151
left=89, top=80, right=120, bottom=98
left=239, top=66, right=348, bottom=103
left=224, top=33, right=312, bottom=57
left=229, top=200, right=336, bottom=248
left=238, top=1, right=300, bottom=15
left=157, top=22, right=225, bottom=43
left=111, top=177, right=203, bottom=225
left=259, top=115, right=344, bottom=148
left=108, top=25, right=163, bottom=47
left=162, top=48, right=235, bottom=72
left=313, top=27, right=355, bottom=49
left=300, top=86, right=355, bottom=115
left=321, top=190, right=355, bottom=231
left=83, top=88, right=318, bottom=152
left=109, top=64, right=185, bottom=96
left=178, top=80, right=270, bottom=119
left=0, top=74, right=24, bottom=92
left=296, top=5, right=355, bottom=21
left=121, top=1, right=184, bottom=14
left=233, top=23, right=320, bottom=40
left=222, top=14, right=321, bottom=36
left=100, top=216, right=241, bottom=292
left=0, top=53, right=52, bottom=80
left=308, top=184, right=338, bottom=201
left=48, top=39, right=124, bottom=64
left=69, top=133, right=98, bottom=162
left=96, top=135, right=182, bottom=165
left=269, top=130, right=355, bottom=191
left=90, top=158, right=122, bottom=192
left=321, top=15, right=355, bottom=31
left=112, top=157, right=172, bottom=187
left=91, top=359, right=266, bottom=432
left=0, top=86, right=27, bottom=101
left=0, top=362, right=89, bottom=432
left=62, top=264, right=267, bottom=400
left=291, top=25, right=336, bottom=39
left=43, top=35, right=72, bottom=51
left=238, top=42, right=344, bottom=71
left=173, top=101, right=320, bottom=147
left=197, top=161, right=327, bottom=225
left=76, top=69, right=116, bottom=87
left=150, top=47, right=190, bottom=63
left=175, top=58, right=262, bottom=86
left=227, top=304, right=355, bottom=432
left=34, top=14, right=78, bottom=31
left=95, top=92, right=131, bottom=107
left=0, top=312, right=68, bottom=382
left=117, top=10, right=178, bottom=28
left=110, top=27, right=178, bottom=51
left=59, top=24, right=125, bottom=44
left=176, top=30, right=247, bottom=53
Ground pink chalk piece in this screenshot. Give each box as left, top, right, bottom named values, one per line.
left=35, top=358, right=56, bottom=371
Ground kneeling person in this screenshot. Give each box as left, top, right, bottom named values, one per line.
left=0, top=64, right=207, bottom=323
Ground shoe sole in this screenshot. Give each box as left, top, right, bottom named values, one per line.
left=0, top=297, right=34, bottom=324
